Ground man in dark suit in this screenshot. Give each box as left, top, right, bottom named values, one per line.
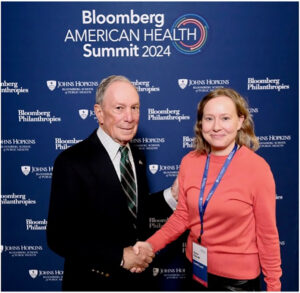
left=46, top=75, right=177, bottom=291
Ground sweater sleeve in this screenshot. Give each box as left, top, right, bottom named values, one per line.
left=253, top=160, right=282, bottom=291
left=147, top=159, right=189, bottom=252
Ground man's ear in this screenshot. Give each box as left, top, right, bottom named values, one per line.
left=94, top=104, right=104, bottom=125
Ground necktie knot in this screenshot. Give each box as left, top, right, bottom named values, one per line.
left=120, top=146, right=129, bottom=157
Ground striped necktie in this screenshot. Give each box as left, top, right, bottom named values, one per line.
left=119, top=146, right=137, bottom=224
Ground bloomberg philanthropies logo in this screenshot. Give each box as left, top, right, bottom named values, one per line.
left=18, top=110, right=61, bottom=124
left=1, top=193, right=36, bottom=206
left=1, top=81, right=29, bottom=94
left=247, top=77, right=290, bottom=91
left=131, top=80, right=160, bottom=94
left=183, top=136, right=195, bottom=148
left=55, top=137, right=82, bottom=150
left=26, top=219, right=47, bottom=231
left=148, top=108, right=190, bottom=122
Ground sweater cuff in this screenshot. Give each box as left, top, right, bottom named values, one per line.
left=267, top=284, right=281, bottom=291
left=147, top=237, right=159, bottom=253
left=163, top=188, right=177, bottom=211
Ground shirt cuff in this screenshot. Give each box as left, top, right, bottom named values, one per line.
left=163, top=187, right=177, bottom=211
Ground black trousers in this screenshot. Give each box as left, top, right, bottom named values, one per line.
left=183, top=258, right=261, bottom=291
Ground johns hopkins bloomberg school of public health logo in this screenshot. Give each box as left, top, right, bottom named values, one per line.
left=28, top=269, right=63, bottom=282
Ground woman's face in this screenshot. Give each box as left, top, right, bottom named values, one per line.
left=201, top=95, right=244, bottom=156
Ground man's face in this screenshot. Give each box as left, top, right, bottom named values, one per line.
left=95, top=81, right=140, bottom=146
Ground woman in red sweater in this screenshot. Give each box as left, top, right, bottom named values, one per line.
left=134, top=88, right=282, bottom=291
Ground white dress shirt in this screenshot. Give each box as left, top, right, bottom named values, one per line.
left=97, top=126, right=137, bottom=182
left=96, top=127, right=177, bottom=211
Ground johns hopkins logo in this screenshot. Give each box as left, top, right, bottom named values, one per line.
left=178, top=79, right=188, bottom=89
left=149, top=164, right=159, bottom=175
left=153, top=267, right=160, bottom=277
left=21, top=166, right=31, bottom=176
left=1, top=245, right=3, bottom=253
left=46, top=80, right=57, bottom=91
left=29, top=269, right=38, bottom=279
left=79, top=109, right=89, bottom=120
left=172, top=14, right=209, bottom=55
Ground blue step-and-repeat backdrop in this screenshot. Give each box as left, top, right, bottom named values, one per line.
left=1, top=1, right=298, bottom=291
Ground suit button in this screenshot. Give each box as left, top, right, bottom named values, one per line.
left=105, top=273, right=110, bottom=278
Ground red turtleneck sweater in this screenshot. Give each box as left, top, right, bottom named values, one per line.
left=147, top=146, right=282, bottom=291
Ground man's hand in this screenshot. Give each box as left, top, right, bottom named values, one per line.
left=130, top=242, right=154, bottom=273
left=122, top=245, right=154, bottom=273
left=171, top=176, right=179, bottom=201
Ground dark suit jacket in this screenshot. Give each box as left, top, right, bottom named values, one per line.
left=46, top=130, right=172, bottom=291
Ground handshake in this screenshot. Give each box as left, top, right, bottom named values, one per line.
left=122, top=241, right=154, bottom=273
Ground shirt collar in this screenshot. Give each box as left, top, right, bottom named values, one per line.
left=96, top=127, right=130, bottom=161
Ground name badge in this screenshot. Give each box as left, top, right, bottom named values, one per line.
left=192, top=242, right=208, bottom=287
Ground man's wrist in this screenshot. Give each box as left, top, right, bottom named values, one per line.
left=163, top=187, right=177, bottom=211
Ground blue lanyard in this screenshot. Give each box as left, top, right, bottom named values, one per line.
left=198, top=144, right=238, bottom=244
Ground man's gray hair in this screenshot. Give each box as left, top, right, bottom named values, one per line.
left=95, top=75, right=137, bottom=105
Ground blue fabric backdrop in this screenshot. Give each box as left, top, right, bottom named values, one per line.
left=1, top=1, right=298, bottom=291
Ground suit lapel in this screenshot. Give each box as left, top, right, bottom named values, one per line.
left=87, top=132, right=147, bottom=227
left=87, top=130, right=122, bottom=191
